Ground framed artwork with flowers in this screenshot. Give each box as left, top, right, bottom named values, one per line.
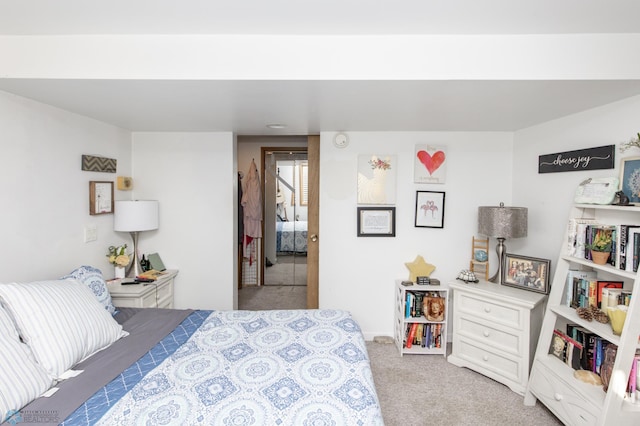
left=357, top=154, right=397, bottom=205
left=619, top=157, right=640, bottom=204
left=415, top=191, right=445, bottom=228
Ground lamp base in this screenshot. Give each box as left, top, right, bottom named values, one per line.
left=125, top=231, right=144, bottom=278
left=488, top=237, right=506, bottom=284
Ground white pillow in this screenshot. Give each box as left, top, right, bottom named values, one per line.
left=61, top=265, right=116, bottom=315
left=0, top=305, right=53, bottom=423
left=0, top=279, right=127, bottom=379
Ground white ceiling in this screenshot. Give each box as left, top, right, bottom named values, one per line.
left=1, top=0, right=640, bottom=134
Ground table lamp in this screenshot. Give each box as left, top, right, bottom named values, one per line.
left=478, top=202, right=528, bottom=284
left=114, top=200, right=159, bottom=277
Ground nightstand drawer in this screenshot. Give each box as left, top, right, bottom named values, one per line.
left=457, top=292, right=523, bottom=330
left=140, top=282, right=172, bottom=308
left=457, top=316, right=521, bottom=356
left=456, top=337, right=522, bottom=383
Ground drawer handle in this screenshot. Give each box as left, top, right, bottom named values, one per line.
left=482, top=355, right=489, bottom=362
left=554, top=393, right=563, bottom=401
left=484, top=306, right=491, bottom=313
left=483, top=330, right=490, bottom=337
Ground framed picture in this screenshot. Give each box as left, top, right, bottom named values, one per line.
left=357, top=207, right=396, bottom=237
left=89, top=181, right=114, bottom=215
left=424, top=296, right=446, bottom=321
left=414, top=191, right=445, bottom=228
left=357, top=155, right=397, bottom=205
left=414, top=145, right=447, bottom=184
left=503, top=253, right=551, bottom=294
left=619, top=157, right=640, bottom=204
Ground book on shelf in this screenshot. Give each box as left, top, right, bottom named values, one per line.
left=405, top=323, right=418, bottom=348
left=551, top=329, right=582, bottom=370
left=597, top=281, right=624, bottom=310
left=565, top=270, right=597, bottom=307
left=567, top=218, right=599, bottom=258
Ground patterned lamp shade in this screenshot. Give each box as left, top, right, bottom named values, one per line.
left=478, top=203, right=528, bottom=239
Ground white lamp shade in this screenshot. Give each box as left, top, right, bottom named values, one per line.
left=114, top=200, right=159, bottom=232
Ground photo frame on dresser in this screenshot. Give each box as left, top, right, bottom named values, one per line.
left=502, top=253, right=551, bottom=294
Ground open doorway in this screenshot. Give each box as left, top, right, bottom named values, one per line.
left=237, top=135, right=318, bottom=311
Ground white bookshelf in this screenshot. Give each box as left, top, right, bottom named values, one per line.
left=394, top=280, right=448, bottom=356
left=524, top=204, right=640, bottom=425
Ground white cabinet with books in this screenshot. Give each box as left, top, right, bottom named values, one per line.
left=525, top=204, right=640, bottom=425
left=394, top=280, right=448, bottom=356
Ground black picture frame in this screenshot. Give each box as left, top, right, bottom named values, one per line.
left=503, top=253, right=551, bottom=294
left=357, top=207, right=396, bottom=237
left=414, top=191, right=445, bottom=228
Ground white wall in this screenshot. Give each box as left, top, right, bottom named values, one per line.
left=512, top=94, right=640, bottom=275
left=131, top=132, right=237, bottom=310
left=318, top=131, right=514, bottom=338
left=0, top=90, right=131, bottom=282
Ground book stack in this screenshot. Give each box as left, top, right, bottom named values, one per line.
left=404, top=323, right=442, bottom=349
left=559, top=325, right=640, bottom=403
left=402, top=289, right=446, bottom=350
left=569, top=276, right=624, bottom=309
left=567, top=218, right=640, bottom=271
left=404, top=290, right=445, bottom=319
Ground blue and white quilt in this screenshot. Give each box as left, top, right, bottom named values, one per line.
left=67, top=309, right=383, bottom=425
left=276, top=220, right=308, bottom=253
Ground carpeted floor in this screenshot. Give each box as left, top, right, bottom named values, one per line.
left=237, top=285, right=562, bottom=425
left=263, top=254, right=307, bottom=286
left=366, top=340, right=562, bottom=426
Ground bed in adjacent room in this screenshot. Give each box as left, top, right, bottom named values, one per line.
left=0, top=270, right=383, bottom=426
left=276, top=220, right=308, bottom=254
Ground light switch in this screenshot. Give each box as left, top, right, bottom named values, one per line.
left=84, top=225, right=98, bottom=242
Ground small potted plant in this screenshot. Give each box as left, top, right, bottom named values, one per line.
left=586, top=228, right=613, bottom=265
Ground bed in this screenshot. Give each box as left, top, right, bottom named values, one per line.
left=0, top=268, right=383, bottom=426
left=276, top=220, right=308, bottom=254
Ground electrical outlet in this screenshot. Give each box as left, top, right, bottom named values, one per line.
left=84, top=225, right=97, bottom=242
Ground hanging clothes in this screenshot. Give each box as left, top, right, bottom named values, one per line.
left=241, top=159, right=262, bottom=263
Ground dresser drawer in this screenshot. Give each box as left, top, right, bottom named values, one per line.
left=456, top=337, right=522, bottom=383
left=456, top=292, right=524, bottom=330
left=457, top=316, right=521, bottom=356
left=528, top=360, right=598, bottom=425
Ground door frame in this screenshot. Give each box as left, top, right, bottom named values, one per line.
left=259, top=138, right=319, bottom=308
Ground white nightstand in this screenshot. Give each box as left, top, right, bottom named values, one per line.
left=447, top=280, right=546, bottom=395
left=107, top=269, right=178, bottom=309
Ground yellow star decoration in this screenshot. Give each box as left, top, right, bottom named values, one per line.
left=404, top=255, right=436, bottom=282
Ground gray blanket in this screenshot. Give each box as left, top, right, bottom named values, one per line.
left=11, top=308, right=193, bottom=426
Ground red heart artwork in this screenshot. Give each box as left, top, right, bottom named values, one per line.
left=417, top=150, right=446, bottom=175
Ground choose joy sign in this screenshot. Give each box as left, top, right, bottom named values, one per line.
left=538, top=145, right=614, bottom=173
left=414, top=145, right=447, bottom=183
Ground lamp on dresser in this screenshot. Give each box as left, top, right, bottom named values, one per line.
left=478, top=202, right=528, bottom=284
left=114, top=200, right=159, bottom=278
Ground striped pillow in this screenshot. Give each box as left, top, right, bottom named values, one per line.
left=0, top=279, right=127, bottom=379
left=0, top=305, right=53, bottom=423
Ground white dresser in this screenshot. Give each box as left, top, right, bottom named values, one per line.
left=107, top=269, right=178, bottom=309
left=447, top=280, right=546, bottom=395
